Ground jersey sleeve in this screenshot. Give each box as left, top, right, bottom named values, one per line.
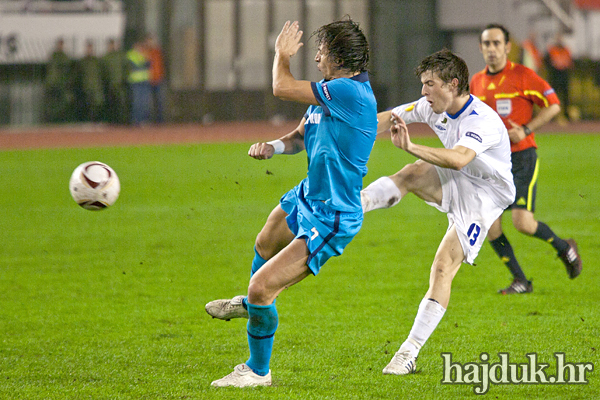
left=391, top=97, right=431, bottom=124
left=455, top=116, right=501, bottom=155
left=311, top=79, right=360, bottom=119
left=522, top=67, right=560, bottom=108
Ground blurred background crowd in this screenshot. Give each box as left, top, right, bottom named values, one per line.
left=45, top=34, right=164, bottom=125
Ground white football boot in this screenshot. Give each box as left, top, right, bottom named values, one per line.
left=205, top=295, right=249, bottom=320
left=382, top=349, right=417, bottom=375
left=211, top=363, right=271, bottom=387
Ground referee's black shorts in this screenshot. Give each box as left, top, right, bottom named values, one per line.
left=510, top=147, right=539, bottom=212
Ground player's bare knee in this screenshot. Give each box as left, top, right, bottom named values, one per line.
left=255, top=235, right=271, bottom=259
left=432, top=268, right=450, bottom=282
left=430, top=260, right=457, bottom=283
left=255, top=229, right=282, bottom=259
left=391, top=163, right=418, bottom=192
left=247, top=279, right=270, bottom=305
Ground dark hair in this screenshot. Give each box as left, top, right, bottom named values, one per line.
left=481, top=23, right=510, bottom=44
left=415, top=49, right=470, bottom=96
left=312, top=17, right=370, bottom=73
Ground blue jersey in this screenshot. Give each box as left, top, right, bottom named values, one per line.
left=303, top=71, right=377, bottom=213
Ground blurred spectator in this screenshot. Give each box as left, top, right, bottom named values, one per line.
left=545, top=32, right=573, bottom=121
left=143, top=34, right=166, bottom=123
left=521, top=31, right=543, bottom=73
left=44, top=37, right=75, bottom=123
left=101, top=38, right=128, bottom=124
left=126, top=38, right=151, bottom=125
left=75, top=39, right=105, bottom=122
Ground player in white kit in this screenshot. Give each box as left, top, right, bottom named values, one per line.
left=361, top=49, right=515, bottom=375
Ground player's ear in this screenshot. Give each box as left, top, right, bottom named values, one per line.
left=505, top=40, right=512, bottom=55
left=452, top=78, right=460, bottom=91
left=478, top=41, right=483, bottom=53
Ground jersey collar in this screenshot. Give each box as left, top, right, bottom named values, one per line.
left=323, top=71, right=369, bottom=83
left=486, top=60, right=512, bottom=76
left=446, top=95, right=474, bottom=119
left=350, top=71, right=370, bottom=82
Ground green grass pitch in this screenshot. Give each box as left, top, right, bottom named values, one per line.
left=0, top=134, right=598, bottom=399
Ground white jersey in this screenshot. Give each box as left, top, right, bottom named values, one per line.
left=392, top=95, right=515, bottom=208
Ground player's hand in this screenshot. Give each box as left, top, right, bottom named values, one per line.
left=275, top=21, right=304, bottom=58
left=390, top=112, right=410, bottom=150
left=507, top=119, right=527, bottom=143
left=248, top=142, right=275, bottom=160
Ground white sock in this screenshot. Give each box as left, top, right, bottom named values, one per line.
left=400, top=298, right=446, bottom=358
left=361, top=176, right=402, bottom=213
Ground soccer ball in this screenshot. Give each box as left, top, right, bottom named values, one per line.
left=69, top=161, right=120, bottom=210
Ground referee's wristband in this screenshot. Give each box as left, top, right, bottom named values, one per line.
left=267, top=140, right=285, bottom=154
left=522, top=124, right=532, bottom=136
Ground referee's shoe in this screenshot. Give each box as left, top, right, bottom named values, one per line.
left=559, top=239, right=582, bottom=279
left=499, top=279, right=533, bottom=295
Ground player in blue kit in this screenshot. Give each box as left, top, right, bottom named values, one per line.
left=206, top=18, right=377, bottom=387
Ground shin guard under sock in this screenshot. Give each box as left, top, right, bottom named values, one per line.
left=246, top=301, right=278, bottom=376
left=489, top=234, right=528, bottom=282
left=533, top=222, right=569, bottom=254
left=402, top=298, right=446, bottom=357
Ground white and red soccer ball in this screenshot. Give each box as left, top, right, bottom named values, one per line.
left=69, top=161, right=120, bottom=210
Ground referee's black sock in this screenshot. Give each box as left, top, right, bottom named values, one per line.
left=533, top=221, right=569, bottom=254
left=490, top=234, right=528, bottom=282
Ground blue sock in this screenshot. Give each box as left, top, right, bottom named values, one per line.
left=246, top=301, right=278, bottom=376
left=241, top=248, right=269, bottom=311
left=251, top=247, right=268, bottom=276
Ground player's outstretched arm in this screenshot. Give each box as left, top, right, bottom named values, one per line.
left=248, top=118, right=306, bottom=160
left=272, top=21, right=317, bottom=105
left=376, top=110, right=394, bottom=135
left=390, top=111, right=475, bottom=170
left=389, top=113, right=410, bottom=150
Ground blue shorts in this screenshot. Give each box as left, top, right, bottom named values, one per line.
left=280, top=182, right=363, bottom=275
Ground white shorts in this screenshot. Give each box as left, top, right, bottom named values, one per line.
left=425, top=166, right=507, bottom=265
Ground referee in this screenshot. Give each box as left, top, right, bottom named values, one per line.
left=470, top=24, right=582, bottom=294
